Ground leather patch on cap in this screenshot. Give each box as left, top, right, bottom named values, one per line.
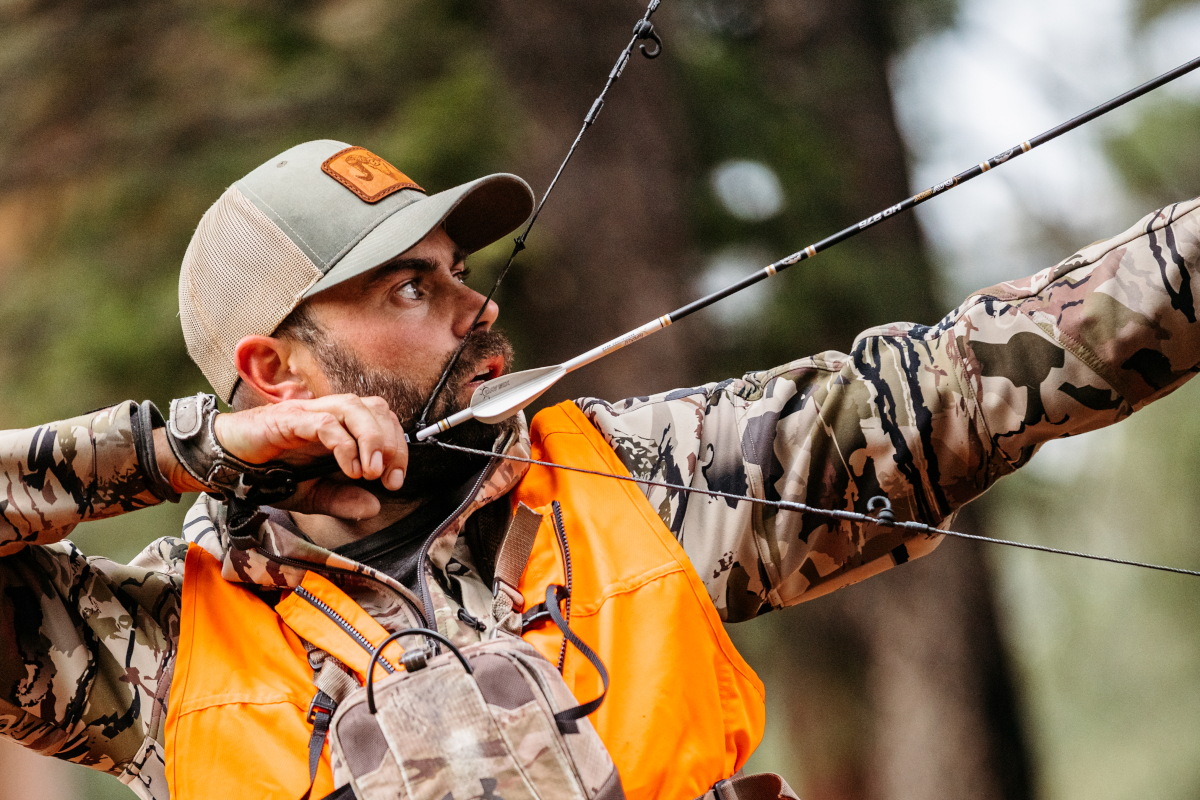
left=321, top=146, right=424, bottom=203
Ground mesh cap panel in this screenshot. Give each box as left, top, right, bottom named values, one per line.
left=179, top=186, right=322, bottom=401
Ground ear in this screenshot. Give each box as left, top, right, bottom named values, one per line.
left=233, top=336, right=324, bottom=404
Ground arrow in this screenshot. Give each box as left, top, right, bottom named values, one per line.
left=415, top=52, right=1200, bottom=442
left=415, top=319, right=669, bottom=439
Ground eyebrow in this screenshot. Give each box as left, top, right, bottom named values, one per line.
left=361, top=245, right=470, bottom=294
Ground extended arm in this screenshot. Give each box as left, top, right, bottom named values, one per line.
left=581, top=198, right=1200, bottom=621
left=0, top=403, right=185, bottom=781
left=0, top=403, right=170, bottom=555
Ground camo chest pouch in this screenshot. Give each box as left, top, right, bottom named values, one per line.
left=328, top=586, right=623, bottom=800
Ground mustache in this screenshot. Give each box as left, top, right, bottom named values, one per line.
left=425, top=330, right=515, bottom=425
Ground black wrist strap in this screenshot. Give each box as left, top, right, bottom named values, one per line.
left=132, top=401, right=181, bottom=503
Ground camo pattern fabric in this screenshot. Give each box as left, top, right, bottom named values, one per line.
left=0, top=402, right=183, bottom=796
left=334, top=636, right=619, bottom=800
left=580, top=196, right=1200, bottom=621
left=0, top=198, right=1198, bottom=793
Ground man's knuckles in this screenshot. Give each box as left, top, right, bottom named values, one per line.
left=361, top=396, right=391, bottom=414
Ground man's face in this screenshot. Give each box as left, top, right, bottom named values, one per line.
left=301, top=226, right=516, bottom=495
left=305, top=227, right=508, bottom=413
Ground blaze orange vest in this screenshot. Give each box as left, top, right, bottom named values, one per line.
left=165, top=401, right=765, bottom=800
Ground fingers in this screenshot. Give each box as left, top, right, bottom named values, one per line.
left=284, top=395, right=407, bottom=484
left=215, top=394, right=407, bottom=490
left=356, top=397, right=406, bottom=490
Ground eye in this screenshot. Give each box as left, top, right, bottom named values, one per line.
left=454, top=266, right=472, bottom=284
left=396, top=280, right=421, bottom=301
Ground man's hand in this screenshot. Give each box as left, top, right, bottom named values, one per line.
left=156, top=395, right=406, bottom=520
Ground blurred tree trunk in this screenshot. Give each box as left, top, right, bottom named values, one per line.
left=484, top=0, right=700, bottom=405
left=487, top=1, right=1035, bottom=799
left=737, top=1, right=1038, bottom=798
left=853, top=519, right=1035, bottom=800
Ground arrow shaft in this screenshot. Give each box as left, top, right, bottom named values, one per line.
left=668, top=52, right=1200, bottom=324
left=561, top=315, right=674, bottom=372
left=418, top=53, right=1200, bottom=440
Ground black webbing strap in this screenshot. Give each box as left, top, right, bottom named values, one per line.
left=544, top=584, right=609, bottom=734
left=299, top=689, right=337, bottom=800
left=133, top=400, right=181, bottom=503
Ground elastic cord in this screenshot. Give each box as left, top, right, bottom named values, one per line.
left=366, top=628, right=473, bottom=714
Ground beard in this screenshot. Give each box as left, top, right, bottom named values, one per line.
left=309, top=329, right=518, bottom=499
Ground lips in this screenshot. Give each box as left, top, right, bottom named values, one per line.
left=465, top=355, right=505, bottom=389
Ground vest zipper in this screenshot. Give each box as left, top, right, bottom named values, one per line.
left=292, top=585, right=397, bottom=674
left=415, top=458, right=498, bottom=636
left=266, top=551, right=428, bottom=628
left=550, top=501, right=573, bottom=672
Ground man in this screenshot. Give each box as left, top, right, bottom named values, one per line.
left=1, top=139, right=1198, bottom=800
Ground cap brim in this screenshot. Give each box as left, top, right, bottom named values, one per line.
left=302, top=173, right=534, bottom=298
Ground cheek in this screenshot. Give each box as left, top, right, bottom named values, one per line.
left=354, top=318, right=456, bottom=378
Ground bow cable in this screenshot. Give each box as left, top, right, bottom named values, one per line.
left=427, top=439, right=1200, bottom=579
left=414, top=0, right=666, bottom=431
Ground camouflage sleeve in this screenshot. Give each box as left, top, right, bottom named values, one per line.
left=579, top=197, right=1200, bottom=622
left=0, top=538, right=185, bottom=783
left=0, top=404, right=184, bottom=786
left=0, top=403, right=165, bottom=557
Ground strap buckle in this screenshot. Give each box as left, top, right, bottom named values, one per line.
left=306, top=690, right=337, bottom=724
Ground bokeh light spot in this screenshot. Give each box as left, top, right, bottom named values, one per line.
left=710, top=159, right=785, bottom=222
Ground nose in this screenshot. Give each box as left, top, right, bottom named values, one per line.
left=453, top=284, right=499, bottom=339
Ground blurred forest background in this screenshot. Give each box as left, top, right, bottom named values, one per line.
left=2, top=0, right=1200, bottom=798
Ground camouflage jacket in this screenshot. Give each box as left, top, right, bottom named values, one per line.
left=3, top=198, right=1200, bottom=798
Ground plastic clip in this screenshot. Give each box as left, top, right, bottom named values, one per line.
left=306, top=692, right=336, bottom=724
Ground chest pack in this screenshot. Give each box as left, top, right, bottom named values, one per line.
left=330, top=611, right=622, bottom=800
left=318, top=504, right=623, bottom=800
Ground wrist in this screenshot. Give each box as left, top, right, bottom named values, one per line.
left=131, top=400, right=183, bottom=503
left=164, top=393, right=302, bottom=504
left=153, top=427, right=209, bottom=494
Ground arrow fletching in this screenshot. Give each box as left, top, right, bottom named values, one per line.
left=414, top=364, right=566, bottom=440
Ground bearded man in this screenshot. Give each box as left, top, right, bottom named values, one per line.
left=2, top=140, right=1199, bottom=800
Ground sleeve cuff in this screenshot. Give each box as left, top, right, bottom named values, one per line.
left=131, top=401, right=182, bottom=504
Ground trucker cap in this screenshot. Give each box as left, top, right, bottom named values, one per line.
left=179, top=140, right=535, bottom=401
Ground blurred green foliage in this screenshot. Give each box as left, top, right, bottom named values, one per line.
left=0, top=0, right=529, bottom=428
left=1105, top=98, right=1200, bottom=204
left=1133, top=0, right=1200, bottom=24
left=985, top=389, right=1200, bottom=800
